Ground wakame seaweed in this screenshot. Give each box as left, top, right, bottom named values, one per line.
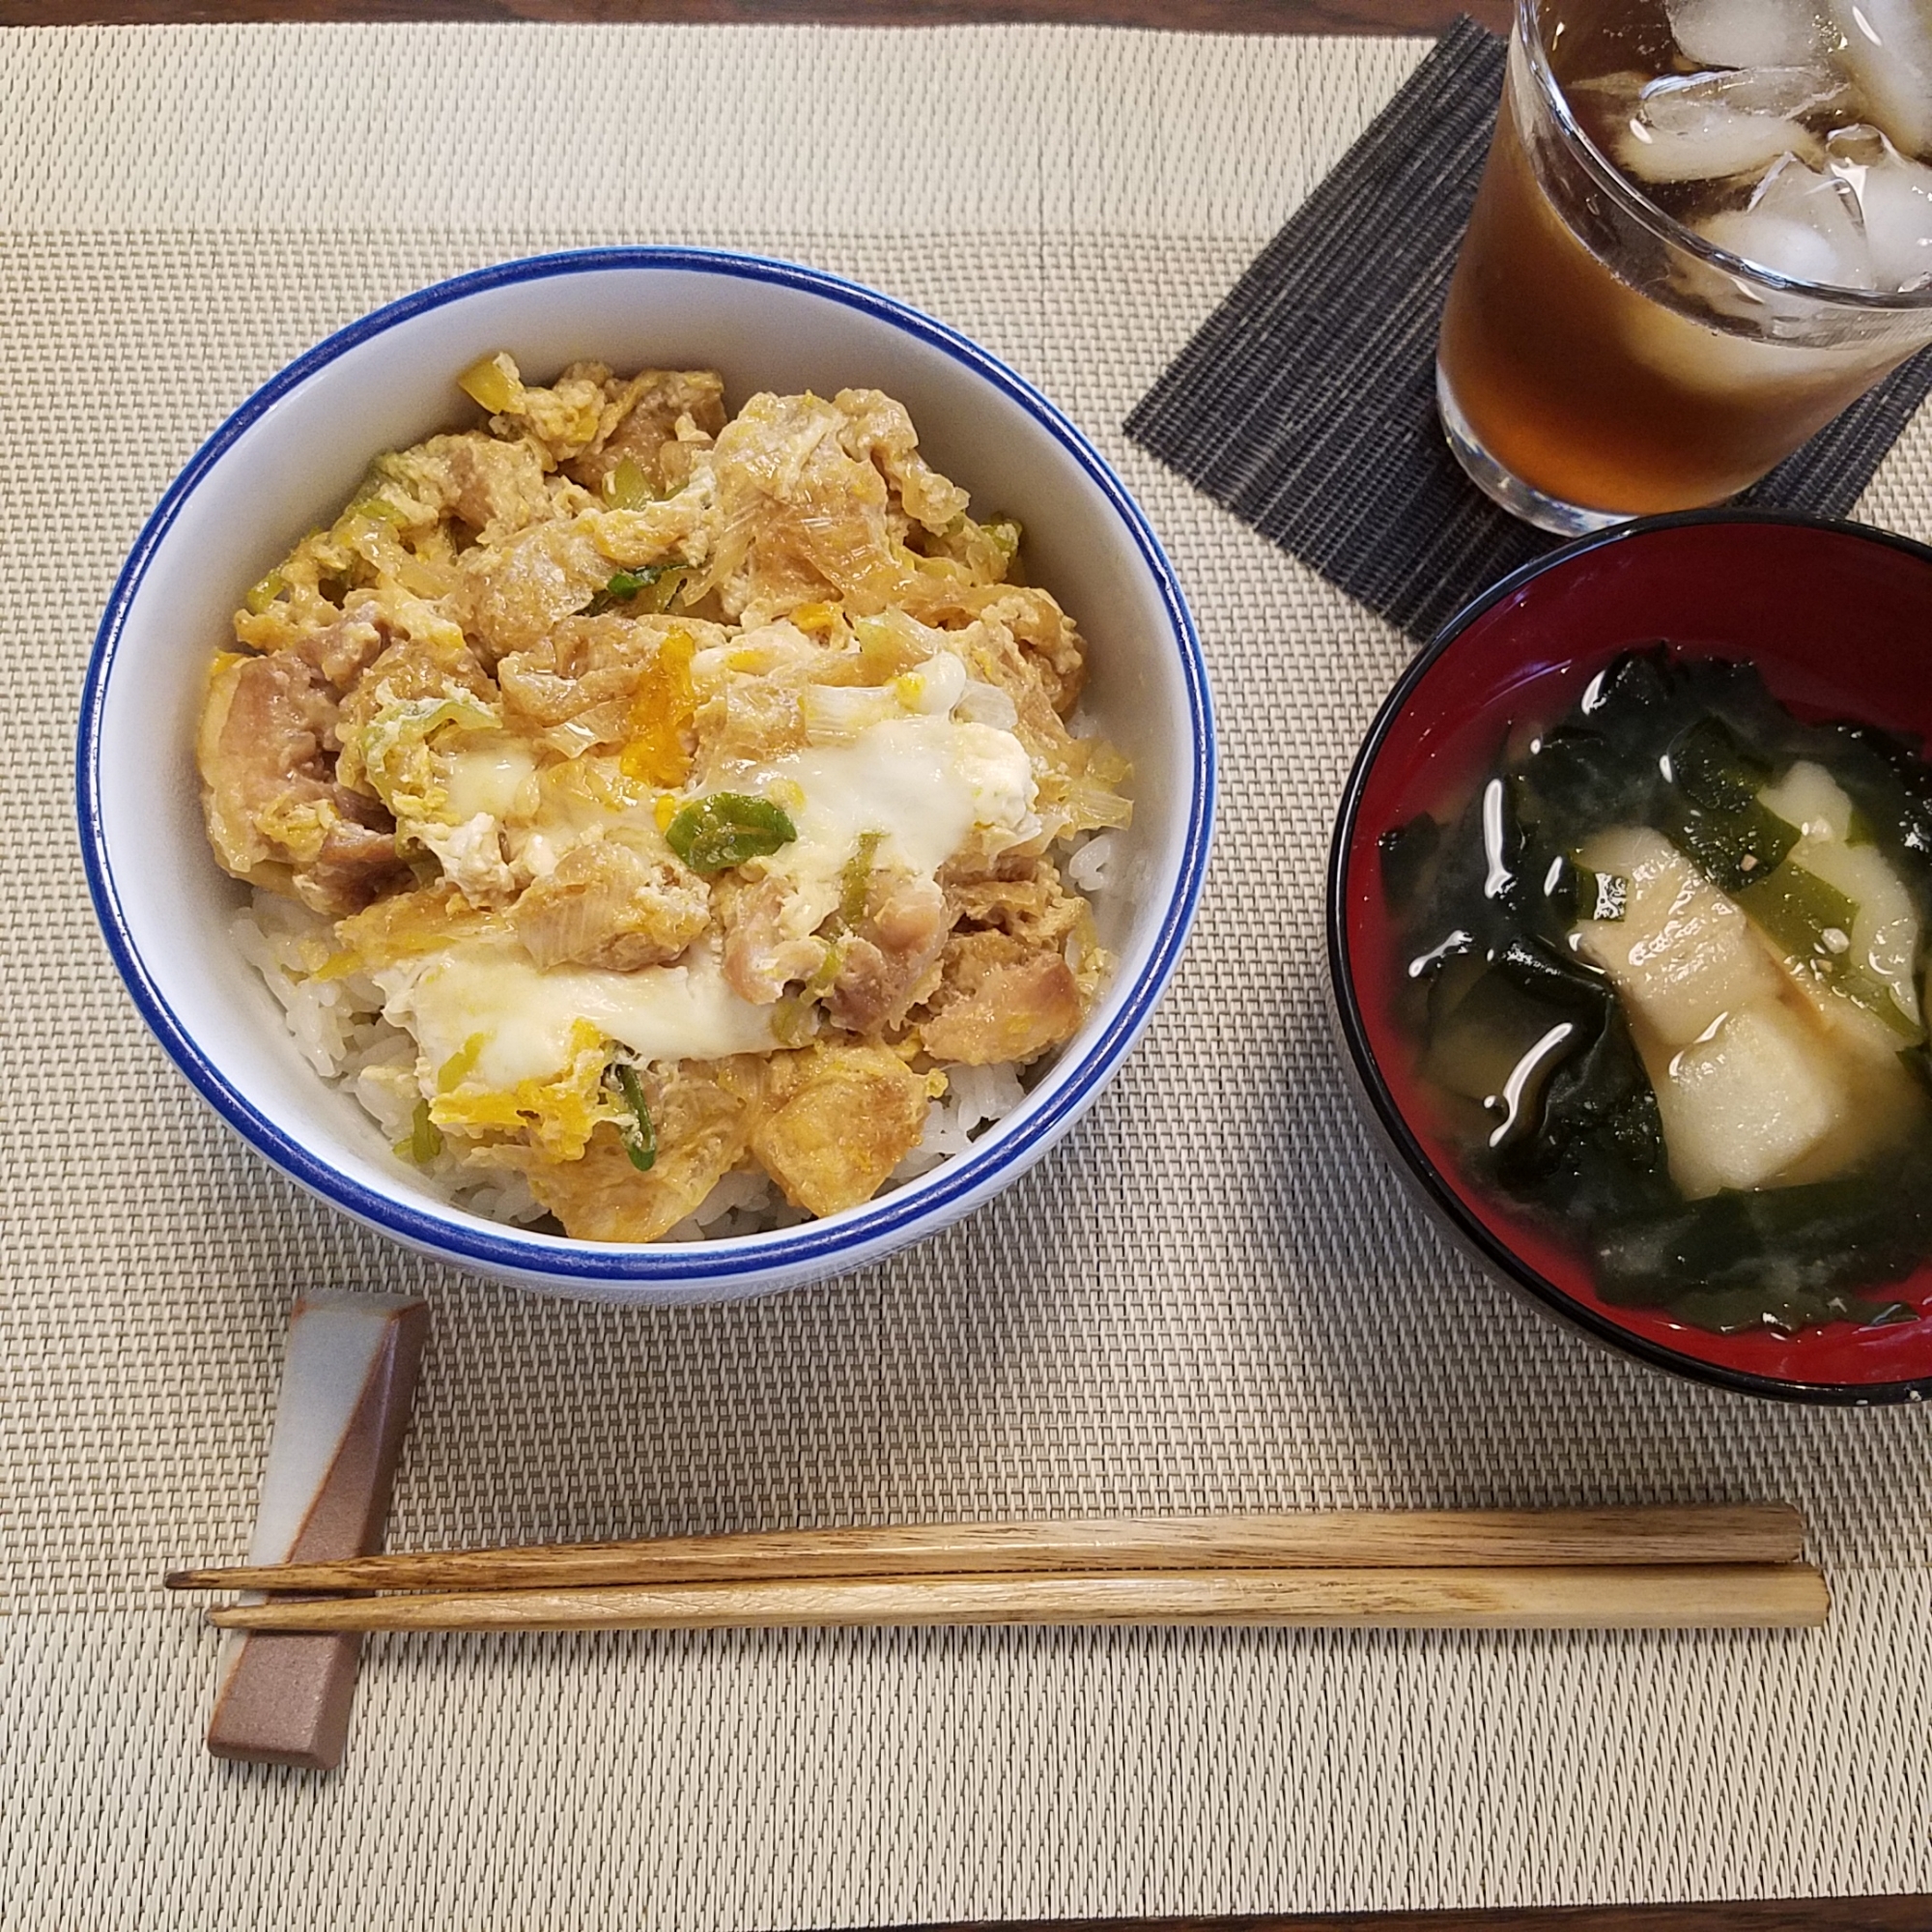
left=1388, top=645, right=1932, bottom=1336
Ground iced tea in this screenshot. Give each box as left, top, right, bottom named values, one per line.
left=1438, top=0, right=1932, bottom=532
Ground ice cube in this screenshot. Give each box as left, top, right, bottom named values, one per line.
left=1615, top=70, right=1840, bottom=183
left=1701, top=206, right=1862, bottom=284
left=1746, top=151, right=1877, bottom=281
left=1669, top=64, right=1850, bottom=118
left=1668, top=0, right=1829, bottom=70
left=1827, top=123, right=1932, bottom=288
left=1701, top=193, right=1877, bottom=289
left=1825, top=0, right=1932, bottom=158
left=1619, top=297, right=1845, bottom=392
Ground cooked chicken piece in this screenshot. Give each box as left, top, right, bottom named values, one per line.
left=197, top=646, right=409, bottom=914
left=832, top=388, right=970, bottom=534
left=703, top=390, right=923, bottom=622
left=455, top=514, right=620, bottom=665
left=947, top=861, right=1085, bottom=949
left=497, top=613, right=655, bottom=734
left=975, top=588, right=1085, bottom=717
left=920, top=937, right=1084, bottom=1066
left=294, top=608, right=388, bottom=690
left=714, top=871, right=830, bottom=1005
left=744, top=1042, right=932, bottom=1216
left=695, top=676, right=809, bottom=774
left=565, top=369, right=728, bottom=497
left=826, top=875, right=952, bottom=1034
left=379, top=433, right=556, bottom=544
left=510, top=839, right=710, bottom=971
left=300, top=810, right=412, bottom=916
left=511, top=1064, right=754, bottom=1241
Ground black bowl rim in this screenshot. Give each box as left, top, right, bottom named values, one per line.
left=1327, top=506, right=1932, bottom=1407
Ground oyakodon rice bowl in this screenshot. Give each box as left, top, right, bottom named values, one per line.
left=198, top=355, right=1131, bottom=1243
left=80, top=249, right=1212, bottom=1300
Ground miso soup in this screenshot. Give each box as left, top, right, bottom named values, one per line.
left=1381, top=646, right=1932, bottom=1335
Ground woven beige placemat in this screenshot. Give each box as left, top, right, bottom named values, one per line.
left=4, top=23, right=1930, bottom=1930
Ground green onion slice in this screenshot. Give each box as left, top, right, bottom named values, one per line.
left=393, top=1099, right=443, bottom=1165
left=665, top=792, right=798, bottom=874
left=582, top=560, right=683, bottom=616
left=612, top=1064, right=657, bottom=1174
left=838, top=830, right=886, bottom=929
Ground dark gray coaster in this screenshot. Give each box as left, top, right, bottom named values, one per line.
left=1125, top=16, right=1932, bottom=643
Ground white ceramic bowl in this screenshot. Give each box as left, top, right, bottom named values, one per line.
left=79, top=248, right=1214, bottom=1303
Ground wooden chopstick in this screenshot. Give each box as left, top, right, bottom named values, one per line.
left=166, top=1505, right=1805, bottom=1596
left=205, top=1563, right=1829, bottom=1633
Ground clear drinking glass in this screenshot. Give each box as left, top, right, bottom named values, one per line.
left=1437, top=0, right=1932, bottom=535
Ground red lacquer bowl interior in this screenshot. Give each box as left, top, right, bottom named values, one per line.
left=1332, top=512, right=1932, bottom=1403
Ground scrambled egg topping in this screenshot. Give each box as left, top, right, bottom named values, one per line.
left=196, top=357, right=1131, bottom=1238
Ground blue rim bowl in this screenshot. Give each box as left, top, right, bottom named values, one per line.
left=78, top=247, right=1214, bottom=1302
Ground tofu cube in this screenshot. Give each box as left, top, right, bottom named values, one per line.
left=1575, top=825, right=1778, bottom=1046
left=1654, top=1001, right=1849, bottom=1199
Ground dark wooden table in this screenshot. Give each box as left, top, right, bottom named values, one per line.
left=0, top=0, right=1922, bottom=1926
left=5, top=0, right=1511, bottom=30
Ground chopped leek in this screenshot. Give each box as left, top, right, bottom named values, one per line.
left=600, top=457, right=655, bottom=510
left=838, top=831, right=886, bottom=928
left=457, top=352, right=521, bottom=415
left=394, top=1100, right=443, bottom=1165
left=582, top=560, right=684, bottom=616
left=980, top=515, right=1022, bottom=565
left=436, top=1032, right=487, bottom=1094
left=770, top=993, right=816, bottom=1048
left=665, top=792, right=798, bottom=874
left=242, top=568, right=286, bottom=616
left=611, top=1064, right=657, bottom=1173
left=356, top=691, right=499, bottom=819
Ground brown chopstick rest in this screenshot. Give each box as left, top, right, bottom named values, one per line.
left=203, top=1293, right=428, bottom=1772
